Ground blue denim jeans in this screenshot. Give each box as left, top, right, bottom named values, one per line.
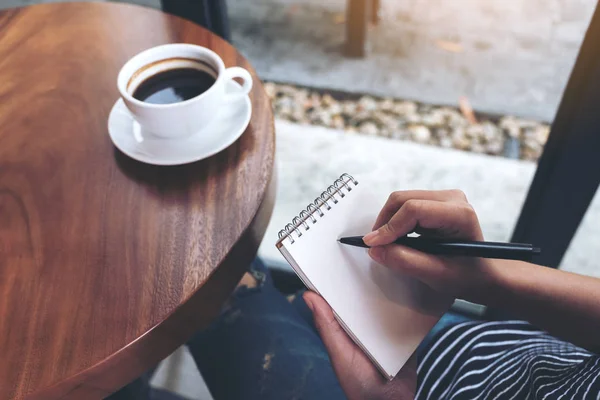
left=188, top=259, right=346, bottom=400
left=187, top=259, right=474, bottom=400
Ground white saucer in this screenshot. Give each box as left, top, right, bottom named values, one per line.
left=108, top=80, right=251, bottom=166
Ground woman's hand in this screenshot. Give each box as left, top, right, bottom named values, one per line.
left=303, top=291, right=416, bottom=400
left=363, top=190, right=499, bottom=303
left=363, top=189, right=600, bottom=352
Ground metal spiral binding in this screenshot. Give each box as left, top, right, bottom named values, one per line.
left=278, top=173, right=358, bottom=244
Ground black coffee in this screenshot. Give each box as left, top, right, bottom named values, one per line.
left=132, top=68, right=216, bottom=104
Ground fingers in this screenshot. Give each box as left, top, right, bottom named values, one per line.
left=368, top=244, right=445, bottom=281
left=364, top=200, right=483, bottom=247
left=303, top=291, right=358, bottom=367
left=304, top=292, right=392, bottom=397
left=372, top=190, right=468, bottom=231
left=389, top=353, right=418, bottom=397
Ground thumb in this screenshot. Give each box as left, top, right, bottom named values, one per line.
left=303, top=291, right=356, bottom=366
left=304, top=292, right=416, bottom=399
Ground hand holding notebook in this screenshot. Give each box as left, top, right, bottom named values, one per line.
left=276, top=174, right=454, bottom=380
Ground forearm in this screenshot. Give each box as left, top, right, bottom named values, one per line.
left=479, top=260, right=600, bottom=352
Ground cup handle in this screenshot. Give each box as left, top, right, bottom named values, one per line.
left=223, top=67, right=253, bottom=101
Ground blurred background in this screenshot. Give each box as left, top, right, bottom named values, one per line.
left=3, top=0, right=599, bottom=398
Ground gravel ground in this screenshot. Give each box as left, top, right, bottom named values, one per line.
left=265, top=82, right=550, bottom=161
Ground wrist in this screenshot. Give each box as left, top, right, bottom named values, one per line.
left=463, top=259, right=514, bottom=305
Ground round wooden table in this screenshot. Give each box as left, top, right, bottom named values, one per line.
left=0, top=3, right=275, bottom=399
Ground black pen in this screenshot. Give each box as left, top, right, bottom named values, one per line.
left=338, top=236, right=541, bottom=261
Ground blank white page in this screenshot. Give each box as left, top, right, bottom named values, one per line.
left=278, top=180, right=452, bottom=379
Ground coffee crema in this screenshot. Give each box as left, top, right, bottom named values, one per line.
left=132, top=68, right=216, bottom=105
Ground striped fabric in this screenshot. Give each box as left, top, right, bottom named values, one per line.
left=417, top=321, right=600, bottom=399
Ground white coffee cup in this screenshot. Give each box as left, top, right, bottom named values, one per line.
left=117, top=43, right=252, bottom=138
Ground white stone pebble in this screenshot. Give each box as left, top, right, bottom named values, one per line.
left=409, top=125, right=432, bottom=143
left=265, top=81, right=550, bottom=161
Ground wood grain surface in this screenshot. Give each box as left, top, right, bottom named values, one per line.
left=0, top=3, right=275, bottom=399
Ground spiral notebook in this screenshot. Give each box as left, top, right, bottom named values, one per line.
left=276, top=173, right=453, bottom=380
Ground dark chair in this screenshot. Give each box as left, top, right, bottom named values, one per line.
left=160, top=0, right=231, bottom=41
left=509, top=2, right=600, bottom=270
left=486, top=2, right=600, bottom=320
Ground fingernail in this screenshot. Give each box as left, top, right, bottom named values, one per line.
left=363, top=230, right=379, bottom=245
left=368, top=246, right=384, bottom=262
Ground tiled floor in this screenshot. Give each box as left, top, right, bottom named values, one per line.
left=151, top=346, right=211, bottom=400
